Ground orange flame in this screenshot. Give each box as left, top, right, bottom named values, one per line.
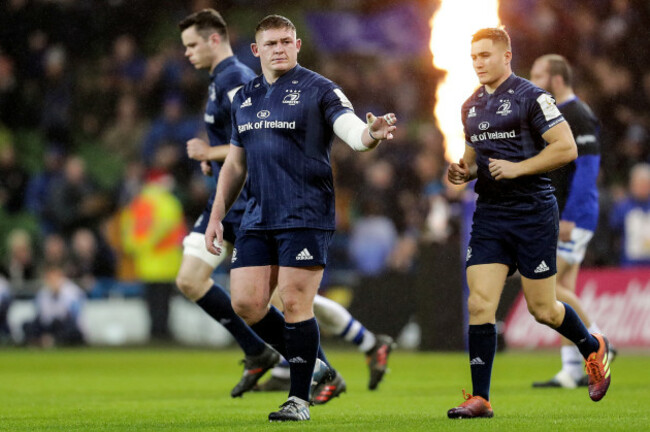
left=430, top=0, right=501, bottom=163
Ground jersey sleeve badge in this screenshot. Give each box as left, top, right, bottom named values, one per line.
left=536, top=93, right=562, bottom=121
left=333, top=88, right=354, bottom=110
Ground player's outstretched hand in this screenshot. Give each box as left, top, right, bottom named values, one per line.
left=488, top=158, right=520, bottom=180
left=187, top=138, right=210, bottom=161
left=367, top=112, right=397, bottom=140
left=448, top=158, right=470, bottom=185
left=205, top=219, right=224, bottom=256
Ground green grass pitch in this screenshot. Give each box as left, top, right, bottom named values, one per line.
left=0, top=347, right=646, bottom=431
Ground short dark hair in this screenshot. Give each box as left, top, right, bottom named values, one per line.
left=538, top=54, right=573, bottom=87
left=179, top=9, right=228, bottom=41
left=472, top=27, right=511, bottom=50
left=255, top=15, right=296, bottom=35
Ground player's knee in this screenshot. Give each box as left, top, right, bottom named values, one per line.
left=527, top=304, right=561, bottom=327
left=467, top=292, right=492, bottom=318
left=175, top=273, right=204, bottom=301
left=281, top=297, right=302, bottom=316
left=232, top=298, right=266, bottom=324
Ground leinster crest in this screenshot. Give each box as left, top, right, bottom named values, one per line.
left=496, top=99, right=512, bottom=116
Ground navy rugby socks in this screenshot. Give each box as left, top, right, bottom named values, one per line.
left=554, top=303, right=599, bottom=359
left=317, top=345, right=332, bottom=369
left=468, top=323, right=497, bottom=401
left=284, top=317, right=320, bottom=402
left=196, top=285, right=266, bottom=356
left=251, top=305, right=289, bottom=358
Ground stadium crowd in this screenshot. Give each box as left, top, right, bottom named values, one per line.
left=0, top=0, right=649, bottom=344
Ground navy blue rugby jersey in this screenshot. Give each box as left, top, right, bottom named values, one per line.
left=205, top=56, right=256, bottom=223
left=548, top=96, right=600, bottom=231
left=230, top=64, right=354, bottom=230
left=462, top=74, right=566, bottom=209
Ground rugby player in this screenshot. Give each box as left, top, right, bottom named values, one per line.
left=205, top=15, right=397, bottom=422
left=530, top=54, right=615, bottom=389
left=177, top=9, right=280, bottom=398
left=179, top=10, right=394, bottom=404
left=446, top=28, right=611, bottom=419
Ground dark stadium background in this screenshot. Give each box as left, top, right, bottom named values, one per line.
left=1, top=0, right=649, bottom=349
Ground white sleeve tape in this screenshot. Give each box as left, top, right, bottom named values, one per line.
left=333, top=112, right=370, bottom=152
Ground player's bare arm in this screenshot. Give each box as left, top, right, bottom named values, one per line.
left=448, top=144, right=477, bottom=185
left=187, top=138, right=230, bottom=162
left=332, top=112, right=397, bottom=152
left=488, top=121, right=577, bottom=180
left=205, top=144, right=247, bottom=255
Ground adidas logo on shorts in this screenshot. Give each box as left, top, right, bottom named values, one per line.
left=231, top=248, right=238, bottom=263
left=296, top=248, right=314, bottom=261
left=534, top=260, right=550, bottom=273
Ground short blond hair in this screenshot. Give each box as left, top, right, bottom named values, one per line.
left=255, top=15, right=296, bottom=36
left=472, top=27, right=511, bottom=50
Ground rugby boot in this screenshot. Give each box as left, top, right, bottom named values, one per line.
left=268, top=396, right=310, bottom=422
left=254, top=375, right=291, bottom=392
left=447, top=389, right=494, bottom=419
left=533, top=369, right=578, bottom=388
left=366, top=334, right=395, bottom=390
left=231, top=344, right=280, bottom=397
left=585, top=333, right=612, bottom=401
left=311, top=369, right=347, bottom=405
left=579, top=341, right=617, bottom=387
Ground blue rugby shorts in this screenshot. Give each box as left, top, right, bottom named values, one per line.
left=466, top=201, right=558, bottom=279
left=231, top=228, right=334, bottom=269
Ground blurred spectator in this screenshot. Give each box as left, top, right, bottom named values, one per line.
left=141, top=94, right=201, bottom=185
left=0, top=142, right=28, bottom=213
left=24, top=146, right=66, bottom=234
left=110, top=34, right=146, bottom=93
left=69, top=228, right=116, bottom=293
left=42, top=233, right=70, bottom=269
left=44, top=155, right=110, bottom=238
left=116, top=160, right=145, bottom=207
left=600, top=0, right=638, bottom=65
left=0, top=272, right=11, bottom=344
left=415, top=149, right=451, bottom=242
left=382, top=60, right=420, bottom=122
left=40, top=44, right=73, bottom=145
left=349, top=197, right=398, bottom=277
left=120, top=173, right=186, bottom=341
left=3, top=228, right=37, bottom=292
left=22, top=263, right=86, bottom=348
left=0, top=51, right=23, bottom=129
left=609, top=163, right=650, bottom=266
left=101, top=94, right=149, bottom=164
left=358, top=159, right=403, bottom=230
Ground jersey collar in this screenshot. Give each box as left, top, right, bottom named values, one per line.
left=485, top=73, right=517, bottom=97
left=210, top=56, right=237, bottom=79
left=262, top=63, right=302, bottom=87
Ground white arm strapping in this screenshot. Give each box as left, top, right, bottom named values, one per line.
left=333, top=112, right=371, bottom=152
